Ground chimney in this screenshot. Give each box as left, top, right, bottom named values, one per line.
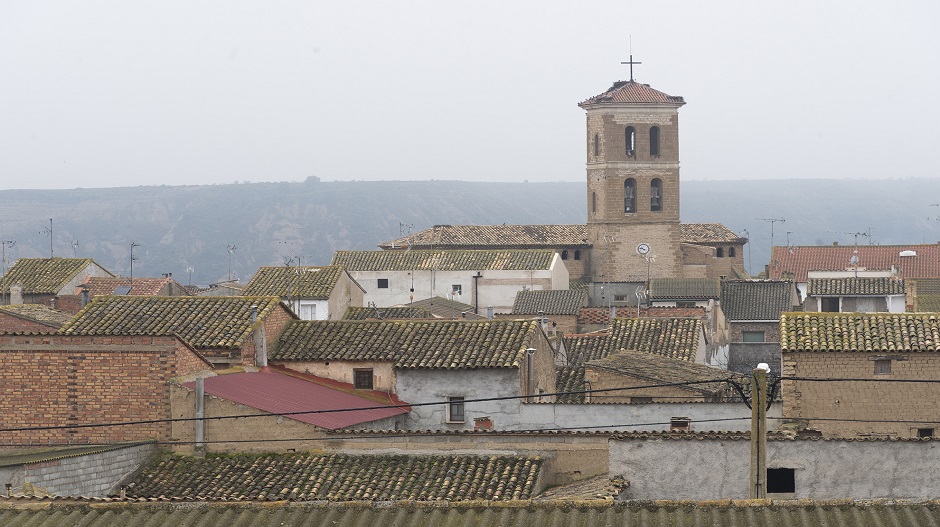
left=80, top=286, right=90, bottom=307
left=10, top=284, right=22, bottom=305
left=487, top=305, right=494, bottom=319
left=250, top=304, right=268, bottom=367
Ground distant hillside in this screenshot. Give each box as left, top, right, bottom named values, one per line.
left=1, top=178, right=937, bottom=284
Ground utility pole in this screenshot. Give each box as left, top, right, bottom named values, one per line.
left=750, top=363, right=770, bottom=499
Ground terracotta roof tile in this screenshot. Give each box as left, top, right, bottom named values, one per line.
left=343, top=306, right=435, bottom=320
left=58, top=296, right=284, bottom=349
left=0, top=304, right=73, bottom=328
left=770, top=244, right=940, bottom=281
left=564, top=318, right=703, bottom=364
left=577, top=306, right=706, bottom=325
left=720, top=280, right=793, bottom=321
left=242, top=266, right=346, bottom=299
left=586, top=351, right=744, bottom=399
left=272, top=319, right=539, bottom=369
left=126, top=452, right=542, bottom=501
left=82, top=276, right=189, bottom=297
left=333, top=250, right=555, bottom=272
left=781, top=312, right=940, bottom=353
left=0, top=258, right=112, bottom=295
left=807, top=277, right=905, bottom=296
left=649, top=278, right=720, bottom=301
left=680, top=223, right=746, bottom=244
left=182, top=369, right=407, bottom=430
left=579, top=80, right=685, bottom=106
left=406, top=296, right=486, bottom=319
left=512, top=290, right=587, bottom=315
left=554, top=366, right=586, bottom=403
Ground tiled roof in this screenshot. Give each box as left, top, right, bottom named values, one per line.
left=649, top=278, right=720, bottom=301
left=578, top=306, right=706, bottom=325
left=512, top=289, right=587, bottom=315
left=182, top=369, right=407, bottom=430
left=769, top=244, right=940, bottom=281
left=58, top=296, right=284, bottom=349
left=343, top=306, right=434, bottom=320
left=914, top=278, right=940, bottom=295
left=0, top=258, right=111, bottom=294
left=242, top=266, right=346, bottom=299
left=4, top=500, right=940, bottom=526
left=379, top=224, right=589, bottom=249
left=0, top=304, right=73, bottom=328
left=781, top=313, right=940, bottom=353
left=272, top=319, right=539, bottom=369
left=807, top=277, right=905, bottom=296
left=579, top=80, right=685, bottom=106
left=680, top=223, right=746, bottom=244
left=564, top=318, right=703, bottom=364
left=554, top=366, right=586, bottom=403
left=81, top=276, right=189, bottom=297
left=379, top=224, right=740, bottom=250
left=720, top=280, right=793, bottom=321
left=126, top=452, right=542, bottom=501
left=586, top=351, right=744, bottom=398
left=407, top=297, right=486, bottom=319
left=914, top=294, right=940, bottom=312
left=332, top=250, right=555, bottom=272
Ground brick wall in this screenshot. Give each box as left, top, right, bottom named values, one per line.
left=0, top=335, right=208, bottom=445
left=584, top=368, right=710, bottom=403
left=729, top=321, right=779, bottom=343
left=0, top=313, right=59, bottom=333
left=783, top=351, right=940, bottom=437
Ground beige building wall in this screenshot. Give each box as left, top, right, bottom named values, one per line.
left=584, top=368, right=711, bottom=403
left=278, top=360, right=396, bottom=392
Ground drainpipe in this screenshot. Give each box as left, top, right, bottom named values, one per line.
left=195, top=377, right=205, bottom=457
left=472, top=272, right=482, bottom=314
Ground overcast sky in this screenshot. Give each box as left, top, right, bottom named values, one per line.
left=1, top=1, right=937, bottom=190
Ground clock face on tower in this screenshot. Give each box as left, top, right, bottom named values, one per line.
left=636, top=243, right=651, bottom=256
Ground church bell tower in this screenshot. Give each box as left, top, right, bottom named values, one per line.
left=580, top=63, right=685, bottom=283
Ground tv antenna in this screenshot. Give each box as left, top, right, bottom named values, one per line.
left=756, top=218, right=785, bottom=262
left=71, top=239, right=79, bottom=258
left=129, top=242, right=140, bottom=289
left=41, top=219, right=53, bottom=258
left=186, top=266, right=195, bottom=286
left=227, top=244, right=237, bottom=281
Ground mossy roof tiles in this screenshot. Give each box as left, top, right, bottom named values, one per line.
left=83, top=276, right=188, bottom=297
left=242, top=266, right=346, bottom=299
left=586, top=351, right=744, bottom=397
left=720, top=280, right=793, bottom=321
left=332, top=250, right=555, bottom=271
left=0, top=257, right=111, bottom=294
left=512, top=289, right=587, bottom=315
left=407, top=296, right=485, bottom=319
left=679, top=223, right=746, bottom=244
left=914, top=294, right=940, bottom=312
left=126, top=452, right=542, bottom=501
left=781, top=312, right=940, bottom=353
left=649, top=278, right=720, bottom=300
left=57, top=296, right=284, bottom=349
left=580, top=80, right=685, bottom=106
left=563, top=318, right=703, bottom=364
left=0, top=304, right=73, bottom=328
left=554, top=366, right=586, bottom=403
left=343, top=306, right=435, bottom=320
left=807, top=277, right=905, bottom=296
left=272, top=319, right=539, bottom=369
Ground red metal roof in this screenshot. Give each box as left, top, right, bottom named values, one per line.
left=184, top=369, right=409, bottom=430
left=770, top=244, right=940, bottom=282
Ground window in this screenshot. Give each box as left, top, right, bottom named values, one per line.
left=767, top=468, right=795, bottom=493
left=729, top=247, right=736, bottom=257
left=649, top=126, right=660, bottom=157
left=592, top=192, right=597, bottom=214
left=918, top=428, right=935, bottom=438
left=447, top=396, right=465, bottom=423
left=742, top=331, right=766, bottom=343
left=624, top=178, right=636, bottom=213
left=821, top=297, right=840, bottom=312
left=573, top=250, right=581, bottom=260
left=670, top=417, right=691, bottom=432
left=874, top=359, right=891, bottom=375
left=377, top=278, right=389, bottom=289
left=353, top=368, right=373, bottom=390
left=561, top=250, right=569, bottom=260
left=625, top=126, right=636, bottom=157
left=716, top=247, right=724, bottom=258
left=452, top=284, right=462, bottom=296
left=650, top=178, right=663, bottom=211
left=593, top=133, right=599, bottom=157
left=299, top=304, right=317, bottom=321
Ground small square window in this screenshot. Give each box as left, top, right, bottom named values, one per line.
left=452, top=284, right=462, bottom=296
left=874, top=359, right=891, bottom=375
left=353, top=368, right=373, bottom=390
left=918, top=428, right=934, bottom=438
left=670, top=417, right=691, bottom=431
left=447, top=396, right=465, bottom=423
left=377, top=278, right=389, bottom=289
left=767, top=468, right=795, bottom=493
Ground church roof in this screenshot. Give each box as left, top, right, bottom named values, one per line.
left=378, top=224, right=740, bottom=250
left=579, top=80, right=685, bottom=107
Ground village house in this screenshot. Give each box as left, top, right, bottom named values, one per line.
left=57, top=296, right=295, bottom=367
left=0, top=304, right=73, bottom=333
left=241, top=265, right=364, bottom=320
left=331, top=249, right=568, bottom=314
left=270, top=319, right=556, bottom=431
left=0, top=257, right=113, bottom=313
left=803, top=276, right=905, bottom=313
left=719, top=279, right=797, bottom=375
left=781, top=312, right=940, bottom=438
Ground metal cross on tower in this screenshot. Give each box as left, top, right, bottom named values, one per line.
left=620, top=54, right=642, bottom=82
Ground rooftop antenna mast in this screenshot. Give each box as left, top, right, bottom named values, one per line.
left=71, top=239, right=79, bottom=258
left=186, top=266, right=195, bottom=286
left=620, top=36, right=642, bottom=82
left=129, top=242, right=140, bottom=290
left=41, top=219, right=53, bottom=258
left=227, top=244, right=237, bottom=282
left=1, top=239, right=14, bottom=306
left=757, top=218, right=786, bottom=268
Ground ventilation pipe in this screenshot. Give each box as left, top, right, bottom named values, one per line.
left=487, top=305, right=494, bottom=319
left=195, top=376, right=205, bottom=457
